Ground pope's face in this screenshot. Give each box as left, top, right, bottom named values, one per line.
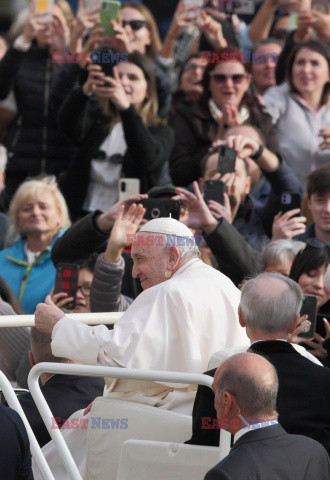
left=131, top=233, right=170, bottom=290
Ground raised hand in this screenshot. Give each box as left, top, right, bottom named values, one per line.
left=104, top=203, right=146, bottom=262
left=271, top=210, right=307, bottom=240
left=96, top=193, right=148, bottom=232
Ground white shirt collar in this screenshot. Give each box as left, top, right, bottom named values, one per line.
left=251, top=339, right=287, bottom=345
left=234, top=419, right=278, bottom=443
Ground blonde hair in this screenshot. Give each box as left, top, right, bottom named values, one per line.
left=8, top=176, right=70, bottom=239
left=120, top=2, right=162, bottom=60
left=55, top=0, right=75, bottom=31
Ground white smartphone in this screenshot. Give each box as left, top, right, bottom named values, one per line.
left=234, top=0, right=255, bottom=15
left=118, top=179, right=140, bottom=201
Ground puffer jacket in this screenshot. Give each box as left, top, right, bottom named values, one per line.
left=0, top=43, right=76, bottom=201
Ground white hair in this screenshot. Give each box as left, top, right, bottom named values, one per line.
left=0, top=145, right=7, bottom=174
left=240, top=272, right=303, bottom=334
left=262, top=239, right=304, bottom=270
left=164, top=234, right=201, bottom=262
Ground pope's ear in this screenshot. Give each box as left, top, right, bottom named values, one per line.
left=168, top=246, right=181, bottom=269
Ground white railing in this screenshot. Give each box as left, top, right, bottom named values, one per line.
left=28, top=363, right=216, bottom=480
left=0, top=371, right=55, bottom=480
left=0, top=311, right=123, bottom=328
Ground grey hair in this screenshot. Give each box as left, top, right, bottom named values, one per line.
left=217, top=354, right=279, bottom=417
left=240, top=272, right=303, bottom=333
left=262, top=239, right=305, bottom=270
left=163, top=234, right=201, bottom=261
left=0, top=145, right=7, bottom=173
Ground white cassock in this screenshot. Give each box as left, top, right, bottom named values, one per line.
left=32, top=257, right=248, bottom=479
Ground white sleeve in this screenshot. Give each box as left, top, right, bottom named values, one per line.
left=51, top=317, right=122, bottom=367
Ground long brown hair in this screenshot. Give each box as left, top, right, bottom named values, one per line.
left=98, top=50, right=161, bottom=126
left=120, top=2, right=162, bottom=60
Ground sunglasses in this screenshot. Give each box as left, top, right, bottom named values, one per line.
left=209, top=72, right=248, bottom=84
left=122, top=20, right=147, bottom=31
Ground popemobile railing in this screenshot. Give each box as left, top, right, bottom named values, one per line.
left=0, top=313, right=231, bottom=480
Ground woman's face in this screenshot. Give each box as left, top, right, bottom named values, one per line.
left=298, top=263, right=330, bottom=310
left=121, top=7, right=151, bottom=55
left=208, top=61, right=251, bottom=110
left=292, top=48, right=330, bottom=100
left=180, top=57, right=206, bottom=99
left=117, top=61, right=148, bottom=112
left=17, top=191, right=61, bottom=238
left=73, top=268, right=93, bottom=313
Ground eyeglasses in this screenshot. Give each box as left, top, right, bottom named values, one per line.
left=76, top=284, right=91, bottom=296
left=122, top=20, right=147, bottom=31
left=209, top=72, right=248, bottom=84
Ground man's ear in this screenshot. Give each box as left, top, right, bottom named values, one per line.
left=288, top=314, right=300, bottom=334
left=238, top=307, right=246, bottom=328
left=168, top=246, right=181, bottom=271
left=28, top=350, right=36, bottom=367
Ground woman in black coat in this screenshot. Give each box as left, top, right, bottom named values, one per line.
left=58, top=50, right=174, bottom=220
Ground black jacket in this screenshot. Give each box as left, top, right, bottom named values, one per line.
left=204, top=424, right=330, bottom=480
left=0, top=44, right=76, bottom=200
left=0, top=404, right=33, bottom=479
left=57, top=88, right=174, bottom=220
left=17, top=374, right=105, bottom=447
left=51, top=211, right=142, bottom=301
left=187, top=341, right=330, bottom=454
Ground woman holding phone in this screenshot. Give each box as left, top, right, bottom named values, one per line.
left=289, top=239, right=330, bottom=365
left=58, top=50, right=174, bottom=220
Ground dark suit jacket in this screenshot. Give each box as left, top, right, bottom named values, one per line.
left=0, top=404, right=33, bottom=479
left=187, top=341, right=330, bottom=454
left=17, top=374, right=105, bottom=447
left=204, top=424, right=330, bottom=480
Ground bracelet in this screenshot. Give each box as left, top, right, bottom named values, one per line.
left=250, top=144, right=264, bottom=160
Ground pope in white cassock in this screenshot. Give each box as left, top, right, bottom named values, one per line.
left=33, top=207, right=248, bottom=479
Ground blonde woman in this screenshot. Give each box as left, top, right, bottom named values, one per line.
left=0, top=177, right=70, bottom=313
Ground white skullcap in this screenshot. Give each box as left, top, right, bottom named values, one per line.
left=140, top=217, right=193, bottom=238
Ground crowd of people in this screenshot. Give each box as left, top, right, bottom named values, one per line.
left=0, top=0, right=329, bottom=478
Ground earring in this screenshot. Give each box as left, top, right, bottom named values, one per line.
left=165, top=270, right=172, bottom=279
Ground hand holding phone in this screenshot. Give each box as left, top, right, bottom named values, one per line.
left=217, top=144, right=236, bottom=176
left=298, top=295, right=318, bottom=339
left=54, top=263, right=80, bottom=310
left=100, top=0, right=121, bottom=38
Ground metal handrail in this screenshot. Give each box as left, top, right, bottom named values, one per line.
left=0, top=311, right=123, bottom=328
left=28, top=363, right=215, bottom=480
left=0, top=371, right=55, bottom=480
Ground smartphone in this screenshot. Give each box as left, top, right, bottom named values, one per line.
left=54, top=263, right=80, bottom=310
left=312, top=0, right=329, bottom=13
left=279, top=192, right=302, bottom=216
left=232, top=0, right=255, bottom=14
left=298, top=294, right=318, bottom=339
left=118, top=178, right=140, bottom=201
left=84, top=0, right=101, bottom=9
left=204, top=180, right=225, bottom=205
left=217, top=145, right=236, bottom=176
left=100, top=0, right=121, bottom=38
left=35, top=0, right=54, bottom=22
left=35, top=0, right=54, bottom=12
left=141, top=199, right=181, bottom=221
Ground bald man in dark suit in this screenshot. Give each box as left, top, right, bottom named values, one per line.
left=204, top=352, right=330, bottom=480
